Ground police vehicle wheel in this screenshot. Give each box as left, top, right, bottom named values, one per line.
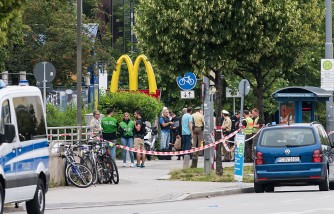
left=26, top=178, right=45, bottom=214
left=0, top=183, right=4, bottom=214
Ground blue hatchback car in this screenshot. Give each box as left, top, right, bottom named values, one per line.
left=254, top=123, right=334, bottom=193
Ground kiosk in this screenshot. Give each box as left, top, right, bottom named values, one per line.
left=272, top=86, right=332, bottom=123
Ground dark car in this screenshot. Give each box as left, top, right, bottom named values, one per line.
left=254, top=122, right=334, bottom=193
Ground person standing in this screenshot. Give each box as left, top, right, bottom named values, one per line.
left=119, top=112, right=135, bottom=167
left=134, top=110, right=146, bottom=168
left=241, top=110, right=254, bottom=163
left=101, top=108, right=118, bottom=160
left=159, top=108, right=173, bottom=151
left=181, top=107, right=194, bottom=165
left=90, top=110, right=102, bottom=139
left=191, top=106, right=204, bottom=167
left=177, top=108, right=187, bottom=160
left=221, top=110, right=232, bottom=162
left=170, top=112, right=180, bottom=148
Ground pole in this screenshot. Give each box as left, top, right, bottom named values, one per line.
left=76, top=0, right=83, bottom=141
left=233, top=97, right=235, bottom=114
left=326, top=0, right=334, bottom=137
left=239, top=81, right=246, bottom=133
left=42, top=62, right=47, bottom=112
left=203, top=76, right=213, bottom=175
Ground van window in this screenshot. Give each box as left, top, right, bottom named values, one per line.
left=13, top=96, right=46, bottom=141
left=0, top=100, right=11, bottom=134
left=260, top=128, right=315, bottom=147
left=317, top=126, right=330, bottom=146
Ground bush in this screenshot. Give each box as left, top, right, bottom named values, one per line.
left=99, top=91, right=163, bottom=123
left=46, top=104, right=89, bottom=127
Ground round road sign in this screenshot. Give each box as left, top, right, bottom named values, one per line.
left=33, top=62, right=56, bottom=82
left=238, top=79, right=250, bottom=96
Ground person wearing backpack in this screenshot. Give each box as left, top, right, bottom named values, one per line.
left=119, top=112, right=135, bottom=167
left=134, top=110, right=146, bottom=168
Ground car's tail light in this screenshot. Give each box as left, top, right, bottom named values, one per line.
left=312, top=150, right=322, bottom=162
left=255, top=152, right=264, bottom=165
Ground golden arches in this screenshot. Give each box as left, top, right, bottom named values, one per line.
left=110, top=54, right=157, bottom=94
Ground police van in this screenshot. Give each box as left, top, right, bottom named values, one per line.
left=0, top=80, right=49, bottom=214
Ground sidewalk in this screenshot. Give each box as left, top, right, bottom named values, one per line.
left=44, top=156, right=254, bottom=210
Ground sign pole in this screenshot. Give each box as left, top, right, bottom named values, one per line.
left=203, top=76, right=213, bottom=175
left=42, top=61, right=47, bottom=111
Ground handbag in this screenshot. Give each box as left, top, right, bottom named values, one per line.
left=174, top=135, right=181, bottom=150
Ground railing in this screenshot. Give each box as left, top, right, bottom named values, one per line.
left=48, top=126, right=89, bottom=153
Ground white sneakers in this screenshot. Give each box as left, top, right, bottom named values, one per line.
left=123, top=162, right=135, bottom=167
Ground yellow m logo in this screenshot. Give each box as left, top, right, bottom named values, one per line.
left=110, top=54, right=157, bottom=94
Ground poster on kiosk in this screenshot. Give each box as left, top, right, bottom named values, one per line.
left=234, top=133, right=246, bottom=182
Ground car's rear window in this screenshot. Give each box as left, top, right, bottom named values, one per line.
left=260, top=128, right=315, bottom=147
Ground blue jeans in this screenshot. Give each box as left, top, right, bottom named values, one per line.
left=181, top=135, right=192, bottom=151
left=160, top=131, right=170, bottom=150
left=121, top=137, right=134, bottom=163
left=108, top=139, right=117, bottom=160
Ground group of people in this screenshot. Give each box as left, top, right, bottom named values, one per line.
left=89, top=109, right=147, bottom=168
left=220, top=108, right=261, bottom=163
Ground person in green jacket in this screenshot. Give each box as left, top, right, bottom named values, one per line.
left=101, top=108, right=118, bottom=160
left=119, top=112, right=135, bottom=167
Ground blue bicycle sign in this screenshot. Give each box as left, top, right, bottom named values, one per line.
left=176, top=72, right=197, bottom=90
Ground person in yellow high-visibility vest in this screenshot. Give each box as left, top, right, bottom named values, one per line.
left=241, top=110, right=254, bottom=163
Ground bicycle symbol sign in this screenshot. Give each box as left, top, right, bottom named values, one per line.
left=176, top=72, right=197, bottom=90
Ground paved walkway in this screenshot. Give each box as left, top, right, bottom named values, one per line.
left=46, top=156, right=253, bottom=210
left=5, top=156, right=254, bottom=212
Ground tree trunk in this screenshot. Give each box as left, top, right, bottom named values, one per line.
left=214, top=69, right=223, bottom=176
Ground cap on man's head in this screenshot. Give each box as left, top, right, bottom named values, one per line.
left=195, top=106, right=201, bottom=110
left=222, top=110, right=229, bottom=115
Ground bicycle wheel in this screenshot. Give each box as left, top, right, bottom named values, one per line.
left=66, top=163, right=93, bottom=188
left=108, top=157, right=119, bottom=184
left=81, top=156, right=97, bottom=184
left=96, top=156, right=112, bottom=184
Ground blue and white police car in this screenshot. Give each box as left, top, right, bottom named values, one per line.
left=0, top=80, right=49, bottom=214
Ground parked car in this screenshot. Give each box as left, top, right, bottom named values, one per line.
left=254, top=122, right=334, bottom=193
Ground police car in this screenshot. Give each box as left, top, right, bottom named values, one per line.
left=254, top=122, right=334, bottom=193
left=0, top=80, right=49, bottom=214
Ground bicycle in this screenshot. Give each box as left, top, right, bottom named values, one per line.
left=100, top=140, right=119, bottom=184
left=179, top=76, right=195, bottom=85
left=60, top=143, right=93, bottom=188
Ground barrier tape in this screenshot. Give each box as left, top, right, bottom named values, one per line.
left=114, top=129, right=241, bottom=156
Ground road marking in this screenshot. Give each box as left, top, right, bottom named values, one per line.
left=281, top=199, right=302, bottom=203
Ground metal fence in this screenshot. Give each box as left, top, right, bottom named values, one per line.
left=48, top=126, right=89, bottom=153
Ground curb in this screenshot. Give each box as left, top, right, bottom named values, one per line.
left=44, top=186, right=254, bottom=211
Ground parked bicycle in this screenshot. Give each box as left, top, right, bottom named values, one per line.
left=60, top=143, right=93, bottom=188
left=80, top=138, right=119, bottom=185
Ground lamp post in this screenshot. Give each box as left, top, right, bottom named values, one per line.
left=325, top=0, right=334, bottom=137
left=76, top=0, right=83, bottom=141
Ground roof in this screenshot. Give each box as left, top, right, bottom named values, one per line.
left=272, top=86, right=332, bottom=101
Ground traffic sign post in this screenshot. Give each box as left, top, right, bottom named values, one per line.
left=238, top=79, right=250, bottom=133
left=176, top=72, right=197, bottom=90
left=34, top=61, right=56, bottom=111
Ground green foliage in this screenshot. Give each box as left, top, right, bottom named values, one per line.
left=99, top=91, right=163, bottom=123
left=2, top=0, right=115, bottom=86
left=46, top=104, right=89, bottom=127
left=169, top=166, right=254, bottom=183
left=135, top=0, right=324, bottom=123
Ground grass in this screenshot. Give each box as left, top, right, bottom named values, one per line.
left=169, top=166, right=254, bottom=183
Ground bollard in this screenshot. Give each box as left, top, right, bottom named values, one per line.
left=183, top=154, right=190, bottom=169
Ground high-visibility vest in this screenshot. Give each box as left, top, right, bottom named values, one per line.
left=253, top=116, right=259, bottom=134
left=242, top=117, right=254, bottom=135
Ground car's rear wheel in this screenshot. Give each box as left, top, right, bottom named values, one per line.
left=254, top=182, right=265, bottom=193
left=26, top=178, right=45, bottom=214
left=319, top=168, right=329, bottom=191
left=265, top=185, right=275, bottom=192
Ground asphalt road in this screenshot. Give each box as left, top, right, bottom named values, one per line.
left=13, top=185, right=334, bottom=214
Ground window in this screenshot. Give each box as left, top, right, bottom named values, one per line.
left=317, top=126, right=330, bottom=146
left=260, top=128, right=315, bottom=147
left=13, top=96, right=46, bottom=141
left=0, top=100, right=11, bottom=134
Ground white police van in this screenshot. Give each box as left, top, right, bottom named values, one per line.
left=0, top=80, right=49, bottom=214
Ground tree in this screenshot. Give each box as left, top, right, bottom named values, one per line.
left=134, top=0, right=324, bottom=175
left=3, top=0, right=115, bottom=86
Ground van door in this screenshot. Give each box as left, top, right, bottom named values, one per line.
left=0, top=98, right=21, bottom=203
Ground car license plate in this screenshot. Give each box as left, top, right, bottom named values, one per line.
left=277, top=157, right=300, bottom=163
